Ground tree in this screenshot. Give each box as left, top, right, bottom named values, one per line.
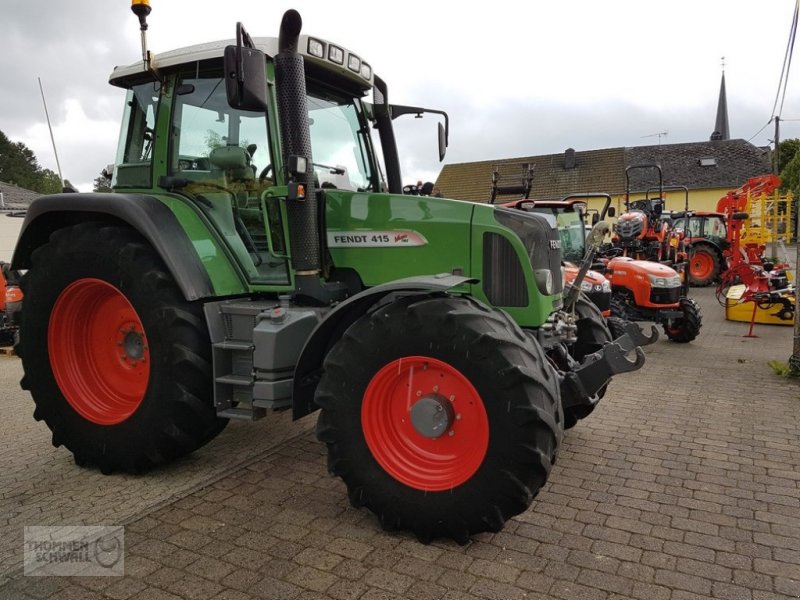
left=0, top=129, right=63, bottom=194
left=0, top=130, right=41, bottom=189
left=777, top=138, right=800, bottom=175
left=778, top=138, right=800, bottom=199
left=39, top=168, right=62, bottom=194
left=93, top=171, right=112, bottom=193
left=778, top=142, right=800, bottom=243
left=780, top=151, right=800, bottom=196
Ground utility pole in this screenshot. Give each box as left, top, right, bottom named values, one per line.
left=772, top=117, right=780, bottom=261
left=792, top=192, right=800, bottom=376
left=771, top=115, right=800, bottom=376
left=789, top=198, right=800, bottom=377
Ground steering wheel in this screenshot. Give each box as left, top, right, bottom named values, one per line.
left=259, top=164, right=273, bottom=182
left=598, top=245, right=623, bottom=258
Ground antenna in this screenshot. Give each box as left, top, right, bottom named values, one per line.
left=641, top=130, right=669, bottom=145
left=37, top=77, right=64, bottom=188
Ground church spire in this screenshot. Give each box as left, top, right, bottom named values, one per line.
left=710, top=58, right=730, bottom=141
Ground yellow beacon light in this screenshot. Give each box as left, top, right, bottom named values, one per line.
left=130, top=0, right=153, bottom=70
left=131, top=0, right=151, bottom=28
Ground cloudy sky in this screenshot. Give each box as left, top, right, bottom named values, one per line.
left=0, top=1, right=797, bottom=192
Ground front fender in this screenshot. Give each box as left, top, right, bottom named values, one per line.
left=292, top=274, right=476, bottom=420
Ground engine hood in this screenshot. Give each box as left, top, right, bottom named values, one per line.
left=607, top=256, right=679, bottom=277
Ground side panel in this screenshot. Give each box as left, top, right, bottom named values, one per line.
left=324, top=191, right=561, bottom=328
left=12, top=193, right=248, bottom=300
left=325, top=191, right=474, bottom=285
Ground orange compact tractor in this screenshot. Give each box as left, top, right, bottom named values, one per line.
left=612, top=164, right=688, bottom=265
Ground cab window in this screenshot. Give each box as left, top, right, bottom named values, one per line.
left=169, top=66, right=289, bottom=286
left=113, top=82, right=159, bottom=188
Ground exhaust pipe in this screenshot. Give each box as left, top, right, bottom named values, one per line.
left=274, top=9, right=320, bottom=275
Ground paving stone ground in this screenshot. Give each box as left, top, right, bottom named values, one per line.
left=1, top=283, right=799, bottom=600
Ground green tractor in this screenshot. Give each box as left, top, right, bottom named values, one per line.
left=12, top=4, right=646, bottom=542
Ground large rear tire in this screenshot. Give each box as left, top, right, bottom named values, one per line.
left=19, top=223, right=226, bottom=473
left=663, top=297, right=702, bottom=343
left=315, top=294, right=561, bottom=543
left=688, top=244, right=721, bottom=287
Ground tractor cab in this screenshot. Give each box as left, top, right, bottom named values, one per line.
left=107, top=13, right=454, bottom=302
left=109, top=34, right=400, bottom=291
left=670, top=212, right=728, bottom=247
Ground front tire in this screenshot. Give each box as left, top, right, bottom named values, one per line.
left=663, top=297, right=702, bottom=343
left=315, top=294, right=561, bottom=543
left=606, top=316, right=630, bottom=341
left=19, top=223, right=226, bottom=473
left=565, top=292, right=613, bottom=428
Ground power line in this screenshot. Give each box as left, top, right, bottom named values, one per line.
left=771, top=0, right=799, bottom=120
left=749, top=0, right=799, bottom=143
left=747, top=120, right=772, bottom=143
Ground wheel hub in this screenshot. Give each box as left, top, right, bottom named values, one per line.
left=410, top=393, right=454, bottom=439
left=121, top=328, right=146, bottom=362
left=361, top=355, right=489, bottom=491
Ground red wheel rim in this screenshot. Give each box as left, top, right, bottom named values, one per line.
left=361, top=356, right=489, bottom=491
left=690, top=251, right=714, bottom=280
left=48, top=278, right=150, bottom=425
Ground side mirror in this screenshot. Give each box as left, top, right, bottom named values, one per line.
left=607, top=206, right=616, bottom=218
left=224, top=44, right=267, bottom=111
left=591, top=213, right=599, bottom=225
left=437, top=122, right=447, bottom=161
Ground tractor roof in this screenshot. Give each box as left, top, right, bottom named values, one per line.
left=109, top=35, right=374, bottom=91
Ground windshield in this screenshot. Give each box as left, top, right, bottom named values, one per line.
left=306, top=84, right=377, bottom=192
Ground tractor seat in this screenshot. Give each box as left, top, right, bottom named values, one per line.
left=209, top=145, right=255, bottom=182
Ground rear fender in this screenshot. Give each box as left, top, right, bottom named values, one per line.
left=292, top=274, right=476, bottom=420
left=12, top=193, right=217, bottom=301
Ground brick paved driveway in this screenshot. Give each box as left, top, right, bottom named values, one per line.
left=2, top=286, right=799, bottom=600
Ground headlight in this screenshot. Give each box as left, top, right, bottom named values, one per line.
left=308, top=38, right=325, bottom=58
left=601, top=279, right=611, bottom=293
left=648, top=274, right=682, bottom=288
left=580, top=280, right=593, bottom=292
left=328, top=45, right=344, bottom=64
left=348, top=54, right=361, bottom=73
left=534, top=269, right=554, bottom=295
left=360, top=62, right=372, bottom=80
